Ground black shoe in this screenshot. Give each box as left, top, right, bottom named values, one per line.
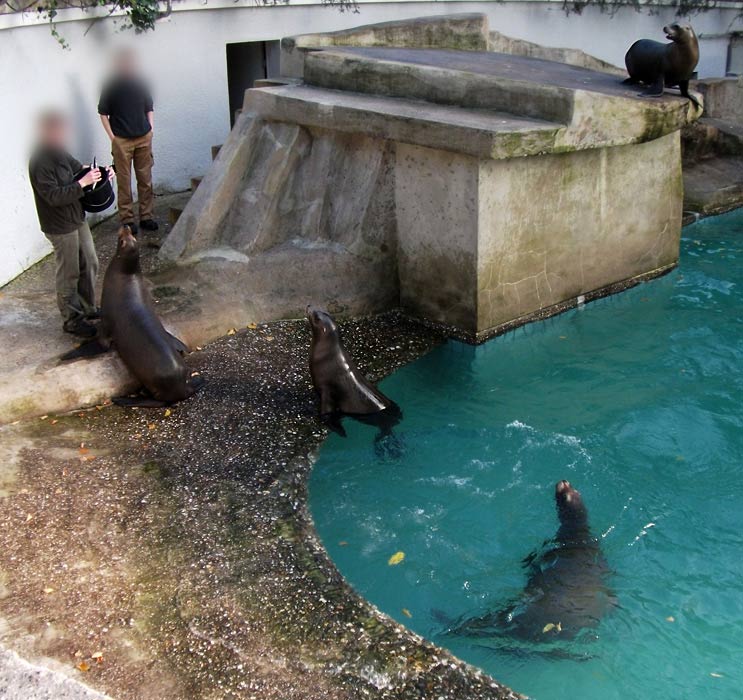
left=63, top=319, right=97, bottom=338
left=139, top=219, right=159, bottom=231
left=86, top=307, right=101, bottom=321
left=123, top=222, right=138, bottom=236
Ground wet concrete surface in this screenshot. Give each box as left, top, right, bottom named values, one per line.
left=0, top=313, right=522, bottom=700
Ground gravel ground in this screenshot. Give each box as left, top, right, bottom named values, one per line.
left=0, top=312, right=522, bottom=700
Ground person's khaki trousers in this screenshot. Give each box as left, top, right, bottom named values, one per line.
left=45, top=222, right=99, bottom=325
left=112, top=131, right=154, bottom=225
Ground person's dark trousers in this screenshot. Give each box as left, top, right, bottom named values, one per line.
left=45, top=222, right=99, bottom=328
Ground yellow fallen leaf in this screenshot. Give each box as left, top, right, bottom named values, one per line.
left=666, top=616, right=675, bottom=623
left=91, top=651, right=103, bottom=660
left=148, top=424, right=156, bottom=431
left=25, top=514, right=33, bottom=523
left=76, top=661, right=90, bottom=673
left=542, top=622, right=562, bottom=634
left=265, top=336, right=275, bottom=341
left=711, top=673, right=723, bottom=678
left=51, top=419, right=58, bottom=425
left=40, top=415, right=48, bottom=421
left=43, top=587, right=55, bottom=594
left=195, top=346, right=203, bottom=351
left=73, top=650, right=83, bottom=658
left=388, top=551, right=405, bottom=566
left=164, top=409, right=172, bottom=417
left=247, top=322, right=258, bottom=330
left=227, top=328, right=237, bottom=336
left=402, top=608, right=412, bottom=618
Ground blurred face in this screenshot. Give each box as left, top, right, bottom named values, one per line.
left=38, top=116, right=68, bottom=149
left=114, top=49, right=138, bottom=77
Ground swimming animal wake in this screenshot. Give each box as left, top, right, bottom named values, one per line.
left=445, top=481, right=616, bottom=645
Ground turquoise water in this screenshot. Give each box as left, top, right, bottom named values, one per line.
left=309, top=209, right=743, bottom=700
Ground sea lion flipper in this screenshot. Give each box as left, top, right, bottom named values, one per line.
left=642, top=75, right=665, bottom=97
left=59, top=339, right=111, bottom=363
left=678, top=80, right=702, bottom=109
left=322, top=413, right=347, bottom=437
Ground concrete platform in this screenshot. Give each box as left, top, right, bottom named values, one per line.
left=247, top=84, right=562, bottom=160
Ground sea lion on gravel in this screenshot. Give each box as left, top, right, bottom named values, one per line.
left=624, top=23, right=701, bottom=109
left=306, top=305, right=402, bottom=446
left=448, top=481, right=616, bottom=644
left=64, top=226, right=203, bottom=407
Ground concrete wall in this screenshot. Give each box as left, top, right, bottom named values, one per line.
left=1, top=0, right=740, bottom=286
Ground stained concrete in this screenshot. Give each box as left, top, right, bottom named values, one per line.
left=0, top=647, right=113, bottom=700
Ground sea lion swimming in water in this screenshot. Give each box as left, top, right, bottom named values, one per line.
left=62, top=226, right=204, bottom=407
left=624, top=23, right=701, bottom=109
left=446, top=481, right=616, bottom=644
left=306, top=305, right=402, bottom=450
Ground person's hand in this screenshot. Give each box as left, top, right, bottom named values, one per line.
left=78, top=168, right=102, bottom=188
left=107, top=166, right=116, bottom=181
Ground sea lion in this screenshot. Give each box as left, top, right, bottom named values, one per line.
left=447, top=481, right=616, bottom=644
left=86, top=226, right=203, bottom=407
left=306, top=305, right=402, bottom=445
left=624, top=23, right=701, bottom=109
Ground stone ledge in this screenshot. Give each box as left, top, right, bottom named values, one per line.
left=302, top=48, right=699, bottom=152
left=280, top=13, right=489, bottom=78
left=246, top=84, right=561, bottom=160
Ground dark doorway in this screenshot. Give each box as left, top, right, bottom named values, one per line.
left=226, top=40, right=281, bottom=126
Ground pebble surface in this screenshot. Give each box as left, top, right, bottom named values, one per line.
left=0, top=311, right=523, bottom=700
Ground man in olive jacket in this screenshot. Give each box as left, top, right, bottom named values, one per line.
left=29, top=111, right=107, bottom=338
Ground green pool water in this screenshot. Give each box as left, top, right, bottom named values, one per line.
left=309, top=209, right=743, bottom=700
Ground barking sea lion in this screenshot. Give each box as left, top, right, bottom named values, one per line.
left=306, top=305, right=402, bottom=447
left=624, top=23, right=701, bottom=109
left=63, top=226, right=204, bottom=407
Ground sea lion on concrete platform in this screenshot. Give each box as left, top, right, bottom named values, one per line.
left=99, top=226, right=203, bottom=407
left=624, top=23, right=701, bottom=109
left=447, top=481, right=616, bottom=644
left=306, top=305, right=401, bottom=445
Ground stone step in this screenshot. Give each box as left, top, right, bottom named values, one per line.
left=169, top=206, right=184, bottom=225
left=211, top=144, right=222, bottom=161
left=191, top=176, right=203, bottom=191
left=246, top=84, right=561, bottom=160
left=300, top=47, right=695, bottom=149
left=683, top=155, right=743, bottom=216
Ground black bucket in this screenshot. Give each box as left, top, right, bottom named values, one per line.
left=76, top=160, right=116, bottom=214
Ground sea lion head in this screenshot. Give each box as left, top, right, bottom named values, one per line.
left=306, top=305, right=338, bottom=341
left=115, top=225, right=140, bottom=271
left=664, top=22, right=696, bottom=46
left=555, top=480, right=589, bottom=529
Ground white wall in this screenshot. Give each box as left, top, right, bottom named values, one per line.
left=1, top=0, right=740, bottom=286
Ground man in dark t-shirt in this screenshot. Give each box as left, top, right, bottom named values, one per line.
left=98, top=49, right=157, bottom=235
